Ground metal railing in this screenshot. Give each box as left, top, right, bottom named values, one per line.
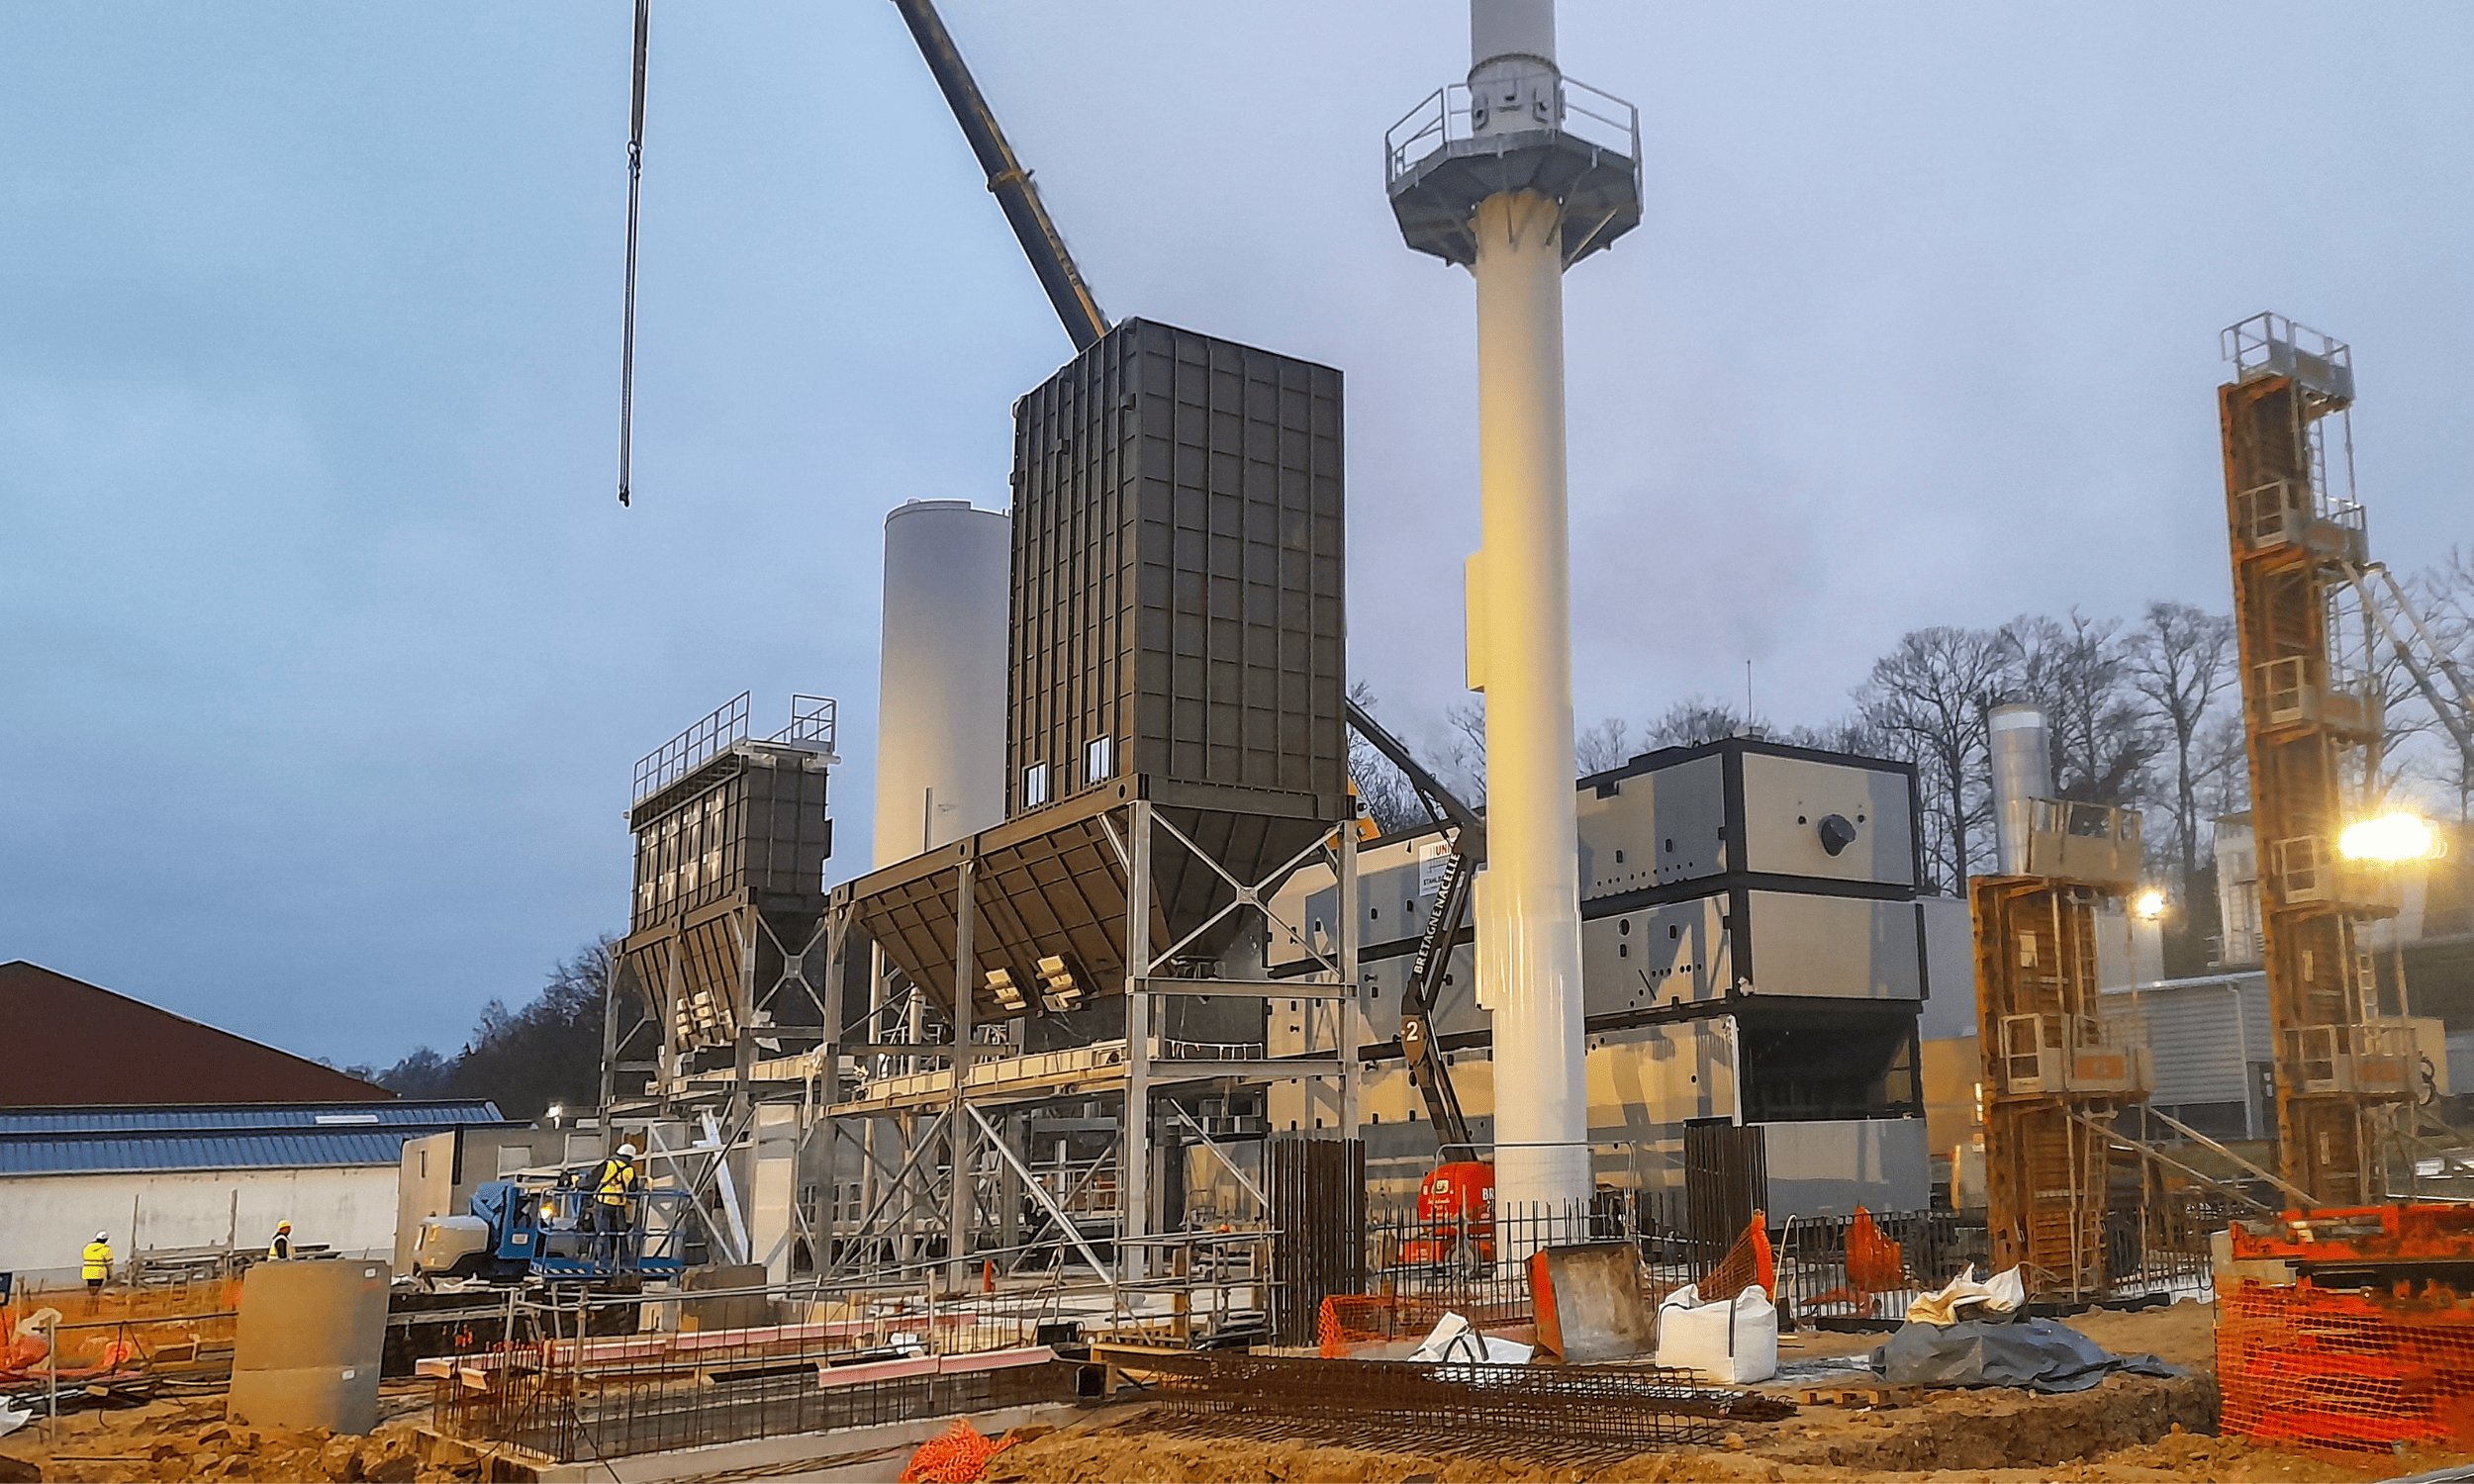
left=2254, top=655, right=2381, bottom=734
left=770, top=694, right=837, bottom=752
left=2224, top=312, right=2353, bottom=401
left=1139, top=1349, right=1758, bottom=1457
left=1779, top=1205, right=2210, bottom=1323
left=1998, top=1012, right=2150, bottom=1097
left=2236, top=478, right=2366, bottom=549
left=631, top=694, right=835, bottom=802
left=1384, top=72, right=1640, bottom=186
left=632, top=691, right=751, bottom=801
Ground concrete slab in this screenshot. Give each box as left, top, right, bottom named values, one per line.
left=528, top=1402, right=1085, bottom=1484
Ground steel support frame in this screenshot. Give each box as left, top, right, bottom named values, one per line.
left=808, top=793, right=1361, bottom=1298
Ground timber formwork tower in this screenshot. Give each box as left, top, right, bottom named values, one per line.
left=2218, top=314, right=2412, bottom=1206
left=1974, top=705, right=2151, bottom=1300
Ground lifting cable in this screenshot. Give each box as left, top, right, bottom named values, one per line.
left=616, top=0, right=650, bottom=508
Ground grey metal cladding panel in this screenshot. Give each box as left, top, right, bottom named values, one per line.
left=1917, top=896, right=1977, bottom=1040
left=1007, top=319, right=1343, bottom=819
left=2119, top=979, right=2263, bottom=1106
left=1581, top=896, right=1732, bottom=1018
left=1755, top=1118, right=1931, bottom=1221
left=1576, top=754, right=1727, bottom=900
left=739, top=762, right=832, bottom=900
left=1737, top=753, right=1916, bottom=887
left=1742, top=891, right=1921, bottom=1000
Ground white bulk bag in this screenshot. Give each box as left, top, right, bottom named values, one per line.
left=1655, top=1282, right=1778, bottom=1384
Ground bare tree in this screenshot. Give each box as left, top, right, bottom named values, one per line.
left=1856, top=625, right=2008, bottom=892
left=1782, top=713, right=1885, bottom=756
left=2426, top=548, right=2474, bottom=818
left=1345, top=681, right=1426, bottom=834
left=1574, top=715, right=1632, bottom=776
left=1642, top=696, right=1762, bottom=750
left=2124, top=602, right=2236, bottom=881
left=1998, top=609, right=2157, bottom=807
left=2193, top=709, right=2250, bottom=825
left=374, top=936, right=618, bottom=1122
left=1444, top=696, right=1487, bottom=805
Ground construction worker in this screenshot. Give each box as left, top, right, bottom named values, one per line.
left=81, top=1232, right=112, bottom=1292
left=592, top=1144, right=641, bottom=1239
left=268, top=1221, right=293, bottom=1260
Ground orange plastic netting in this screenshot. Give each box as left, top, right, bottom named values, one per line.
left=1699, top=1208, right=1774, bottom=1303
left=1846, top=1206, right=1906, bottom=1292
left=2220, top=1278, right=2474, bottom=1459
left=899, top=1419, right=1016, bottom=1484
left=1318, top=1292, right=1532, bottom=1358
left=1805, top=1206, right=1907, bottom=1319
left=1319, top=1213, right=1776, bottom=1357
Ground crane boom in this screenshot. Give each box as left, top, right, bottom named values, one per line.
left=1345, top=697, right=1484, bottom=1152
left=889, top=0, right=1110, bottom=350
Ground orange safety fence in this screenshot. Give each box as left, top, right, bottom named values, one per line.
left=1699, top=1208, right=1775, bottom=1303
left=1318, top=1291, right=1534, bottom=1358
left=1808, top=1206, right=1904, bottom=1318
left=0, top=1276, right=239, bottom=1378
left=2220, top=1277, right=2474, bottom=1459
left=1321, top=1212, right=1778, bottom=1357
left=899, top=1418, right=1017, bottom=1484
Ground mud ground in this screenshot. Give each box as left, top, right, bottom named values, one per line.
left=0, top=1382, right=470, bottom=1484
left=4, top=1301, right=2462, bottom=1482
left=987, top=1301, right=2464, bottom=1484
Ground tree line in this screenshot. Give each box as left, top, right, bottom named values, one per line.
left=353, top=937, right=614, bottom=1121
left=1355, top=552, right=2474, bottom=972
left=374, top=555, right=2472, bottom=1117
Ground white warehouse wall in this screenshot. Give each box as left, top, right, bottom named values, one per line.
left=1, top=1165, right=398, bottom=1286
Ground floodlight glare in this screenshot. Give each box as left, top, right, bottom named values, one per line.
left=2339, top=811, right=2442, bottom=863
left=2131, top=888, right=2167, bottom=921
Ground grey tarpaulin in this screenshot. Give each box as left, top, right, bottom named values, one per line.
left=1871, top=1317, right=2182, bottom=1393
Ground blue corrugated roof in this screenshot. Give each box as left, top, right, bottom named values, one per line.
left=0, top=1101, right=519, bottom=1176
left=0, top=1131, right=428, bottom=1175
left=0, top=1101, right=504, bottom=1136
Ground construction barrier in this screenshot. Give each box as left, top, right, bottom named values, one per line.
left=899, top=1418, right=1016, bottom=1484
left=1317, top=1291, right=1533, bottom=1359
left=1698, top=1208, right=1775, bottom=1304
left=2220, top=1277, right=2474, bottom=1458
left=1320, top=1211, right=1776, bottom=1357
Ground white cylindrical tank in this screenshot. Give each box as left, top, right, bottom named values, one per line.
left=1988, top=703, right=2053, bottom=877
left=872, top=500, right=1009, bottom=868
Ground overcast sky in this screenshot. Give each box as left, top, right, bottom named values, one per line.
left=4, top=3, right=2468, bottom=1068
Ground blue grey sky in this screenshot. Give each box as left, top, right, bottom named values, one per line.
left=4, top=3, right=2468, bottom=1067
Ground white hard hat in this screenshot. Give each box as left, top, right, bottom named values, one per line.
left=618, top=1143, right=637, bottom=1158
left=95, top=1231, right=109, bottom=1242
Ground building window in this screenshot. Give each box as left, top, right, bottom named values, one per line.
left=1085, top=735, right=1113, bottom=783
left=1023, top=763, right=1050, bottom=807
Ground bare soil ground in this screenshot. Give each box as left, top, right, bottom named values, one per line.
left=986, top=1301, right=2465, bottom=1484
left=0, top=1381, right=471, bottom=1484
left=5, top=1302, right=2461, bottom=1483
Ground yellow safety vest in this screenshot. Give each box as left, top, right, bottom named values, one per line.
left=268, top=1234, right=291, bottom=1260
left=595, top=1159, right=639, bottom=1207
left=82, top=1242, right=111, bottom=1281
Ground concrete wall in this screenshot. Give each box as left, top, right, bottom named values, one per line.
left=3, top=1165, right=397, bottom=1285
left=1759, top=1117, right=1931, bottom=1219
left=1920, top=1033, right=1979, bottom=1158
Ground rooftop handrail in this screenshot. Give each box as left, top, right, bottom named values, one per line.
left=1384, top=73, right=1639, bottom=187
left=770, top=694, right=838, bottom=751
left=632, top=692, right=751, bottom=801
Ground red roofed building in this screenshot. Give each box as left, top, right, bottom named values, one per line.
left=0, top=961, right=391, bottom=1106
